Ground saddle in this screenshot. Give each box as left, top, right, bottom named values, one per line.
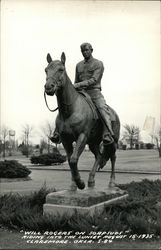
left=78, top=90, right=98, bottom=120
left=105, top=105, right=117, bottom=122
left=78, top=90, right=116, bottom=122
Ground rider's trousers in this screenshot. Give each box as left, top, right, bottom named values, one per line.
left=86, top=89, right=114, bottom=137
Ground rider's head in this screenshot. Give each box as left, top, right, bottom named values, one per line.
left=80, top=43, right=93, bottom=60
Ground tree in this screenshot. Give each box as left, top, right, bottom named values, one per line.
left=39, top=139, right=48, bottom=154
left=22, top=124, right=33, bottom=157
left=40, top=120, right=55, bottom=153
left=0, top=125, right=9, bottom=157
left=154, top=127, right=161, bottom=157
left=123, top=124, right=140, bottom=149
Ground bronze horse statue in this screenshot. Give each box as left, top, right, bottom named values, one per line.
left=44, top=52, right=120, bottom=190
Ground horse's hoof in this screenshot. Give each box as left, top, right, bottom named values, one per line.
left=75, top=179, right=85, bottom=190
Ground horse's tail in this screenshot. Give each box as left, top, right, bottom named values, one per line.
left=107, top=105, right=120, bottom=142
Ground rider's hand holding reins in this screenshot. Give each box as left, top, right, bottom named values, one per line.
left=74, top=82, right=87, bottom=91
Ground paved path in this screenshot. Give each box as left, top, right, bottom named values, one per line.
left=0, top=149, right=160, bottom=194
left=1, top=169, right=160, bottom=195
left=2, top=149, right=160, bottom=172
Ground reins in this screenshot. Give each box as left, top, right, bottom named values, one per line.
left=44, top=91, right=58, bottom=112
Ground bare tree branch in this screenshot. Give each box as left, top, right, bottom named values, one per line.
left=0, top=125, right=9, bottom=157
left=40, top=120, right=55, bottom=153
left=154, top=127, right=161, bottom=157
left=21, top=124, right=34, bottom=157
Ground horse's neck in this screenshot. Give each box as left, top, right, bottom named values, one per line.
left=57, top=73, right=78, bottom=118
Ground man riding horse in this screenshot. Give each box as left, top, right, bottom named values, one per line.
left=50, top=42, right=114, bottom=145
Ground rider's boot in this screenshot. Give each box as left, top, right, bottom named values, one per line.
left=50, top=130, right=61, bottom=144
left=100, top=110, right=114, bottom=145
left=103, top=130, right=114, bottom=145
left=98, top=142, right=110, bottom=170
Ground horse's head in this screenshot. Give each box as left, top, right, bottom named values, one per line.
left=44, top=53, right=66, bottom=96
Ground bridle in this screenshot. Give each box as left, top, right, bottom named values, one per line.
left=44, top=91, right=58, bottom=112
left=44, top=63, right=76, bottom=112
left=44, top=70, right=61, bottom=112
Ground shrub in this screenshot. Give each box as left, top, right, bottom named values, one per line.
left=30, top=153, right=66, bottom=165
left=21, top=145, right=28, bottom=156
left=145, top=143, right=155, bottom=149
left=0, top=160, right=31, bottom=178
left=122, top=145, right=127, bottom=150
left=105, top=179, right=161, bottom=235
left=0, top=185, right=65, bottom=232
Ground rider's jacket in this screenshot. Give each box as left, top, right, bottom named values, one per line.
left=74, top=56, right=104, bottom=91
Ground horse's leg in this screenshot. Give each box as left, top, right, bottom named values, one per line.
left=62, top=141, right=77, bottom=191
left=70, top=133, right=87, bottom=190
left=88, top=144, right=100, bottom=188
left=109, top=153, right=116, bottom=188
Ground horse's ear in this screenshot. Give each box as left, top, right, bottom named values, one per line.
left=61, top=52, right=66, bottom=65
left=47, top=53, right=52, bottom=64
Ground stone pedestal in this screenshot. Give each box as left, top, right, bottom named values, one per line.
left=43, top=187, right=128, bottom=217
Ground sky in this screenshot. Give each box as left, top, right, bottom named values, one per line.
left=1, top=0, right=160, bottom=143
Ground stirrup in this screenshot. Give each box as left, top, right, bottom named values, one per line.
left=103, top=138, right=114, bottom=146
left=103, top=133, right=114, bottom=145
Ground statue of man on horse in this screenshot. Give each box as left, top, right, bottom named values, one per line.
left=50, top=43, right=114, bottom=145
left=44, top=44, right=120, bottom=190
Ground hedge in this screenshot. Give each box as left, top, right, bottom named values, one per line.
left=30, top=153, right=66, bottom=166
left=0, top=160, right=31, bottom=178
